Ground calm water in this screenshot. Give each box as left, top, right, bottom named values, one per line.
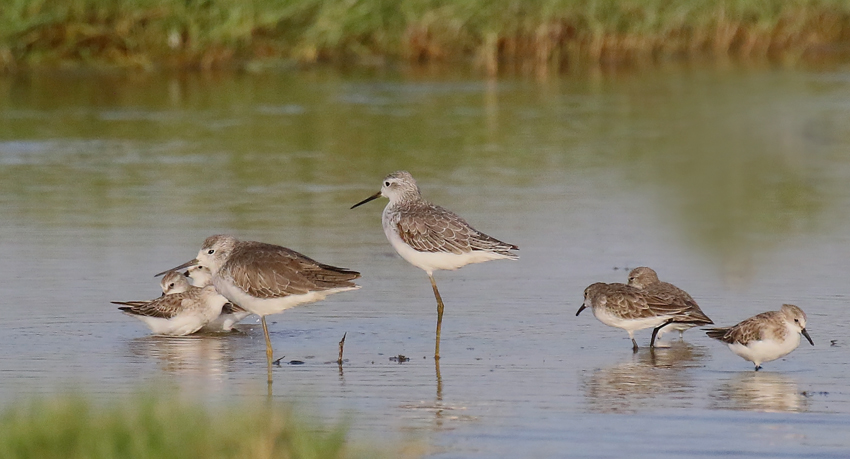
left=2, top=64, right=850, bottom=457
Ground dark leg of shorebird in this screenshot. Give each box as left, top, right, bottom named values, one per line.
left=429, top=274, right=445, bottom=360
left=435, top=357, right=443, bottom=402
left=261, top=316, right=274, bottom=382
left=632, top=339, right=639, bottom=353
left=337, top=332, right=347, bottom=365
left=650, top=319, right=676, bottom=348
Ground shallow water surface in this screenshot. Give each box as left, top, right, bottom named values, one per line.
left=1, top=65, right=850, bottom=457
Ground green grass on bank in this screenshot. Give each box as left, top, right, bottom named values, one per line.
left=2, top=0, right=850, bottom=72
left=0, top=394, right=411, bottom=459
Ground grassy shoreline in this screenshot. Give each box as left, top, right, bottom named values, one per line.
left=0, top=394, right=413, bottom=458
left=2, top=0, right=850, bottom=73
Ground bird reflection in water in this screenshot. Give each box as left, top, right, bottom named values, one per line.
left=709, top=372, right=808, bottom=413
left=582, top=343, right=706, bottom=413
left=398, top=359, right=477, bottom=432
left=129, top=335, right=234, bottom=378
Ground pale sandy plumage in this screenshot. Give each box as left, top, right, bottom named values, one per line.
left=577, top=281, right=712, bottom=351
left=706, top=304, right=814, bottom=370
left=186, top=264, right=251, bottom=332
left=114, top=285, right=228, bottom=336
left=627, top=267, right=713, bottom=341
left=160, top=270, right=191, bottom=295
left=351, top=170, right=518, bottom=359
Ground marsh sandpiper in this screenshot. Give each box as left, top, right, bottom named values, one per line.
left=351, top=171, right=518, bottom=359
left=706, top=304, right=813, bottom=371
left=158, top=235, right=360, bottom=371
left=114, top=283, right=228, bottom=336
left=577, top=282, right=713, bottom=352
left=627, top=267, right=713, bottom=343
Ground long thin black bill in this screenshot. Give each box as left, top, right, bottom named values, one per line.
left=350, top=191, right=382, bottom=209
left=154, top=258, right=199, bottom=277
left=802, top=328, right=814, bottom=346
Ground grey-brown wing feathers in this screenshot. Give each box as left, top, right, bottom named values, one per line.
left=396, top=204, right=517, bottom=256
left=644, top=283, right=713, bottom=325
left=706, top=311, right=777, bottom=345
left=222, top=242, right=360, bottom=299
left=113, top=294, right=186, bottom=319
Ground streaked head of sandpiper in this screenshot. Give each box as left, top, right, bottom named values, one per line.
left=626, top=267, right=660, bottom=289
left=155, top=234, right=238, bottom=277
left=160, top=270, right=191, bottom=295
left=781, top=304, right=814, bottom=346
left=351, top=170, right=422, bottom=209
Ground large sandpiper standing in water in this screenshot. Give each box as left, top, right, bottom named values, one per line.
left=158, top=235, right=360, bottom=376
left=352, top=171, right=518, bottom=359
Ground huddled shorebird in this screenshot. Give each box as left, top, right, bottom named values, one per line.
left=158, top=235, right=360, bottom=371
left=626, top=266, right=713, bottom=342
left=578, top=281, right=713, bottom=352
left=186, top=265, right=252, bottom=332
left=113, top=277, right=228, bottom=336
left=706, top=304, right=814, bottom=371
left=351, top=171, right=518, bottom=359
left=159, top=270, right=192, bottom=295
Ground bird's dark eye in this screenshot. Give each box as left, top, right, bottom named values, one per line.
left=384, top=181, right=390, bottom=187
left=794, top=318, right=799, bottom=322
left=208, top=249, right=215, bottom=254
left=168, top=283, right=175, bottom=289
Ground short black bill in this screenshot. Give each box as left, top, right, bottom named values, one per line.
left=575, top=305, right=587, bottom=316
left=154, top=258, right=199, bottom=277
left=802, top=328, right=814, bottom=346
left=350, top=191, right=382, bottom=209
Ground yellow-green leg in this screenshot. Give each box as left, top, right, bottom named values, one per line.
left=429, top=274, right=445, bottom=360
left=261, top=316, right=274, bottom=384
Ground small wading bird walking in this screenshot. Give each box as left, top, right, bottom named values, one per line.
left=706, top=304, right=814, bottom=371
left=351, top=171, right=518, bottom=359
left=113, top=275, right=229, bottom=336
left=157, top=235, right=360, bottom=373
left=577, top=282, right=713, bottom=352
left=626, top=267, right=713, bottom=343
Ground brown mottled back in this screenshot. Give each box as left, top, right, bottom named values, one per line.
left=218, top=241, right=360, bottom=300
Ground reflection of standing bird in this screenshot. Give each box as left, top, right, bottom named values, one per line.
left=351, top=171, right=518, bottom=359
left=158, top=235, right=360, bottom=370
left=577, top=282, right=712, bottom=351
left=706, top=304, right=814, bottom=371
left=627, top=267, right=713, bottom=342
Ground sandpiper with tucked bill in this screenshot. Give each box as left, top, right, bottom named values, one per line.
left=351, top=171, right=518, bottom=359
left=113, top=273, right=229, bottom=336
left=157, top=235, right=360, bottom=372
left=577, top=281, right=714, bottom=352
left=706, top=304, right=814, bottom=371
left=626, top=266, right=713, bottom=343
